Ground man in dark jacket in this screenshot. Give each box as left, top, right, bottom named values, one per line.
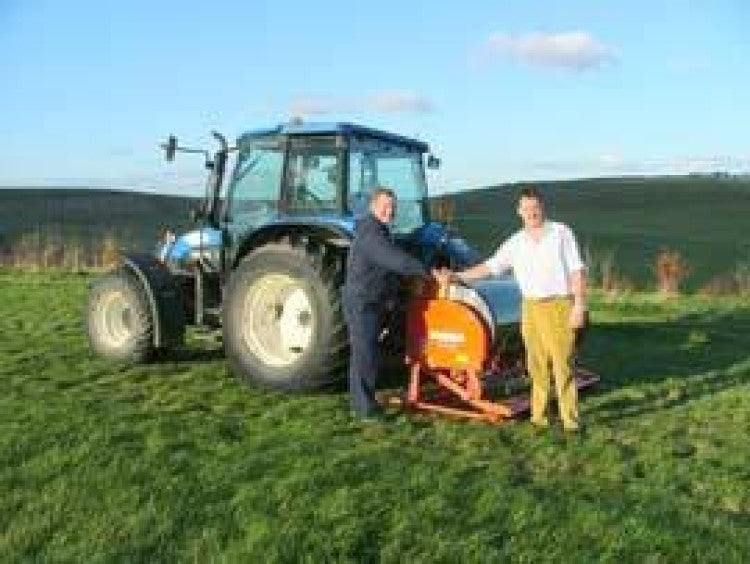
left=343, top=186, right=432, bottom=417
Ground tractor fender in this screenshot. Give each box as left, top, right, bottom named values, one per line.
left=120, top=254, right=185, bottom=348
left=232, top=218, right=354, bottom=267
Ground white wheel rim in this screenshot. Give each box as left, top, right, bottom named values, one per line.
left=241, top=273, right=315, bottom=367
left=97, top=290, right=135, bottom=348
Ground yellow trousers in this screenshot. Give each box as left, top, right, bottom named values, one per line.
left=521, top=298, right=579, bottom=430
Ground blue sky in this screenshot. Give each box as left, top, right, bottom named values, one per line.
left=1, top=0, right=748, bottom=194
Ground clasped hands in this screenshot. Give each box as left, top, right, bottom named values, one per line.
left=429, top=267, right=456, bottom=287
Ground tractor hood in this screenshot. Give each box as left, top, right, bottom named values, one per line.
left=470, top=277, right=522, bottom=326
left=261, top=214, right=356, bottom=236
left=159, top=226, right=223, bottom=270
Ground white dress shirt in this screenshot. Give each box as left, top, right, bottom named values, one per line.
left=484, top=221, right=585, bottom=299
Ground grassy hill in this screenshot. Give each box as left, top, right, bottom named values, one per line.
left=0, top=188, right=197, bottom=259
left=2, top=176, right=749, bottom=289
left=444, top=175, right=750, bottom=291
left=1, top=272, right=749, bottom=560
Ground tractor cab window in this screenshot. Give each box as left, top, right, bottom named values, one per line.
left=283, top=136, right=342, bottom=214
left=226, top=138, right=284, bottom=227
left=348, top=139, right=427, bottom=234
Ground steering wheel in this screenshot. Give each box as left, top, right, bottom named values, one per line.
left=296, top=183, right=325, bottom=207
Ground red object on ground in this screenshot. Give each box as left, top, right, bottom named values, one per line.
left=390, top=285, right=598, bottom=424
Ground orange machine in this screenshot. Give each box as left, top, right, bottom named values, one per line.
left=391, top=281, right=598, bottom=424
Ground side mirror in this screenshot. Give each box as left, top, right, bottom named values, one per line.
left=427, top=154, right=441, bottom=169
left=163, top=135, right=177, bottom=162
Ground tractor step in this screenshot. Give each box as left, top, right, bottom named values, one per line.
left=191, top=327, right=222, bottom=342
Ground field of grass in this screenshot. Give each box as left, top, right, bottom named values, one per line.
left=1, top=271, right=749, bottom=561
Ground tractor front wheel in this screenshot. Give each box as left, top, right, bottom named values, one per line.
left=86, top=269, right=155, bottom=363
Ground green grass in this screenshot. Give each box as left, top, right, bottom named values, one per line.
left=1, top=271, right=749, bottom=561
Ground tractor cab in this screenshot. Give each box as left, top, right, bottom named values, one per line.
left=224, top=122, right=433, bottom=239
left=159, top=122, right=441, bottom=276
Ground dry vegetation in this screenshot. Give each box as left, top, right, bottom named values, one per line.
left=699, top=261, right=750, bottom=297
left=2, top=227, right=748, bottom=300
left=0, top=230, right=123, bottom=271
left=583, top=246, right=637, bottom=296
left=654, top=248, right=691, bottom=296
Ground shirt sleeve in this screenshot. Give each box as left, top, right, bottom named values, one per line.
left=484, top=239, right=513, bottom=276
left=560, top=224, right=585, bottom=273
left=359, top=224, right=427, bottom=276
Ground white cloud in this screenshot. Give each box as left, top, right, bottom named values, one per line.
left=366, top=90, right=434, bottom=113
left=289, top=97, right=344, bottom=116
left=482, top=31, right=617, bottom=71
left=289, top=90, right=435, bottom=117
left=598, top=152, right=624, bottom=168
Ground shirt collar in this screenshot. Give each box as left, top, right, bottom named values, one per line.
left=522, top=220, right=550, bottom=241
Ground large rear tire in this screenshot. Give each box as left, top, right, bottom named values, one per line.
left=87, top=269, right=155, bottom=363
left=223, top=239, right=348, bottom=391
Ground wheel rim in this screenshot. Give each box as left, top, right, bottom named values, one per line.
left=240, top=273, right=315, bottom=367
left=96, top=290, right=136, bottom=348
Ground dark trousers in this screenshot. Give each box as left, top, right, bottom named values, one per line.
left=343, top=297, right=382, bottom=416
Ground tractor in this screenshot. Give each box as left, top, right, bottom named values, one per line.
left=86, top=121, right=522, bottom=391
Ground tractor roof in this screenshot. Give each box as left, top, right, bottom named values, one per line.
left=238, top=122, right=429, bottom=152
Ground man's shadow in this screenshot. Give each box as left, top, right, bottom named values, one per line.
left=579, top=305, right=750, bottom=423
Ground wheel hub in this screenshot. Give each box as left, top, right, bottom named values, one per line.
left=97, top=290, right=135, bottom=347
left=241, top=273, right=315, bottom=367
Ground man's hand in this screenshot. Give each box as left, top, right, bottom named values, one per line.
left=432, top=268, right=453, bottom=287
left=570, top=302, right=587, bottom=329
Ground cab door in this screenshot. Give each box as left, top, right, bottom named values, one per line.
left=281, top=136, right=345, bottom=215
left=222, top=136, right=285, bottom=264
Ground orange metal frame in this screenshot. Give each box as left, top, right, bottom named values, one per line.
left=390, top=362, right=599, bottom=424
left=389, top=281, right=599, bottom=424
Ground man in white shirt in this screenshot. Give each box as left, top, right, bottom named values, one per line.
left=440, top=186, right=587, bottom=432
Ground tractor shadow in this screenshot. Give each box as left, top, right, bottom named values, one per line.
left=579, top=306, right=750, bottom=422
left=166, top=346, right=226, bottom=363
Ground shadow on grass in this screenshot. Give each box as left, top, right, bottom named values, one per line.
left=581, top=307, right=750, bottom=422
left=167, top=347, right=226, bottom=363
left=148, top=303, right=750, bottom=419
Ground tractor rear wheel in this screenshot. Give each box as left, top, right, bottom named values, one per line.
left=86, top=269, right=154, bottom=363
left=223, top=239, right=347, bottom=391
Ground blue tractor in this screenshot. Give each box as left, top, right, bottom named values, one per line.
left=86, top=121, right=521, bottom=390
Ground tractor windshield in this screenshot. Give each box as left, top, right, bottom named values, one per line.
left=348, top=139, right=428, bottom=234
left=226, top=137, right=284, bottom=227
